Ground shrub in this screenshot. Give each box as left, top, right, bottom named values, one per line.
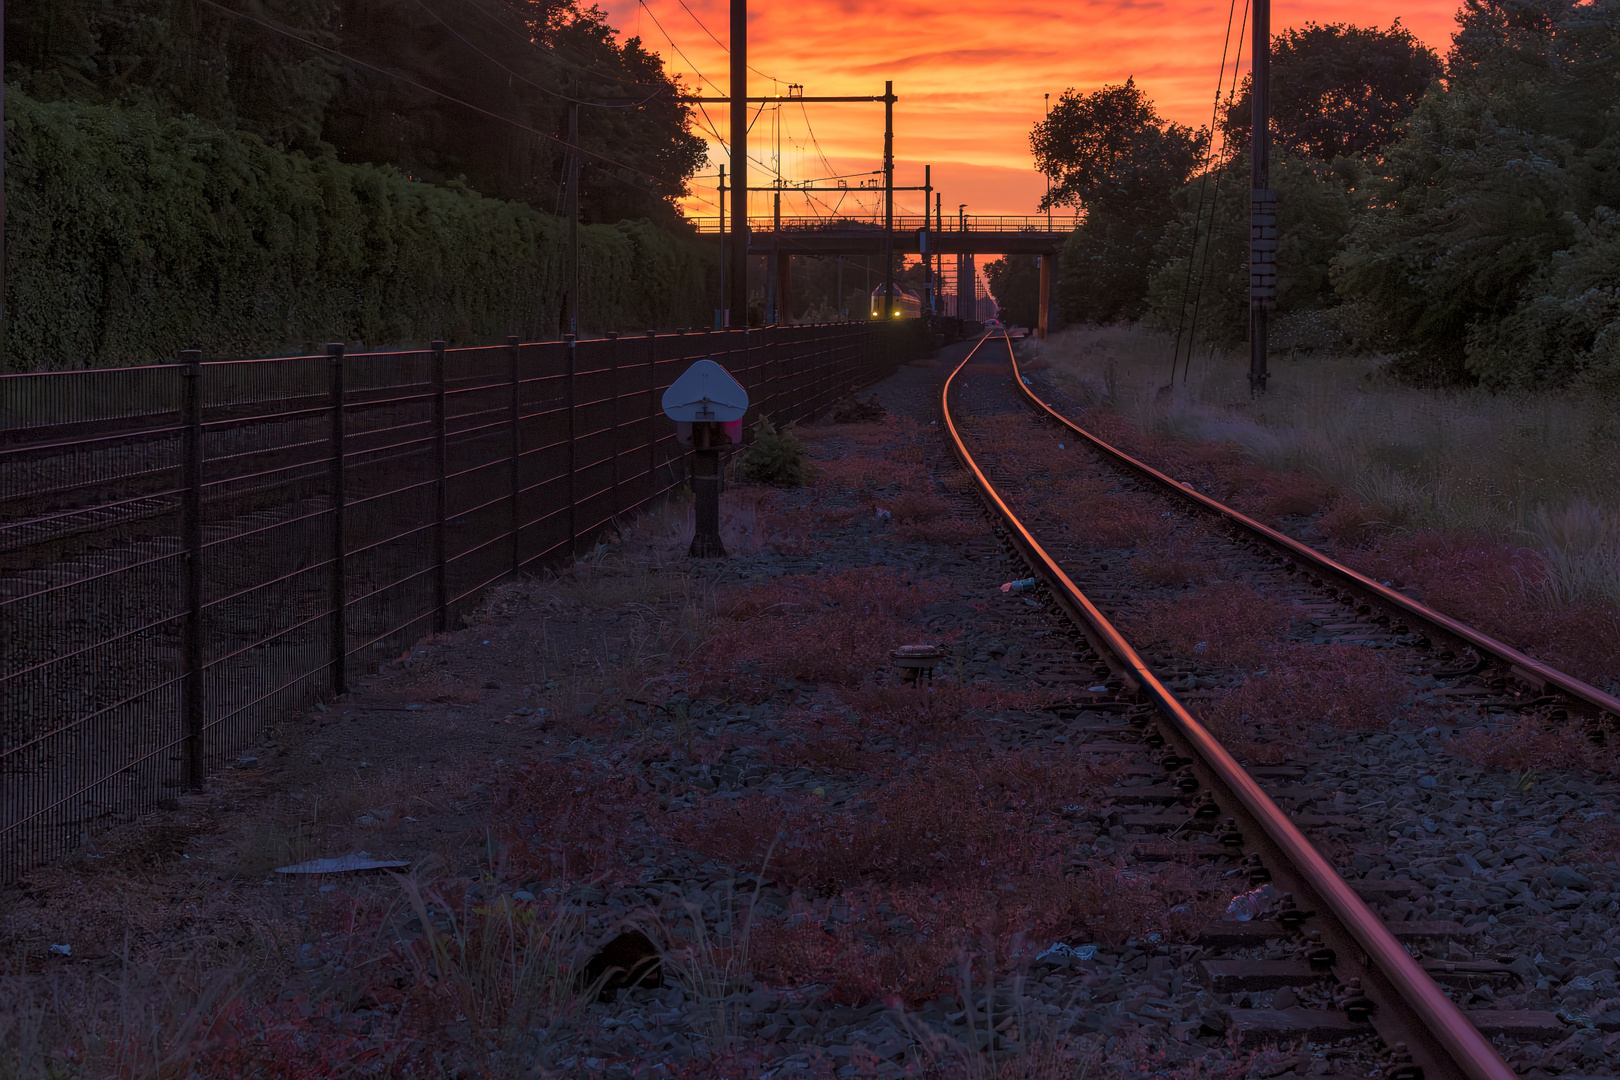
left=7, top=90, right=711, bottom=368
left=734, top=415, right=809, bottom=487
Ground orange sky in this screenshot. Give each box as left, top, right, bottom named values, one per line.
left=604, top=0, right=1461, bottom=218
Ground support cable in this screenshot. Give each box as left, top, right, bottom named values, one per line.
left=1168, top=0, right=1243, bottom=384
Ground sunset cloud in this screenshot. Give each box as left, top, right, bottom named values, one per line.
left=606, top=0, right=1460, bottom=215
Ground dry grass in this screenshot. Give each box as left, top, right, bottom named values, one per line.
left=1208, top=643, right=1416, bottom=734
left=1033, top=326, right=1620, bottom=691
left=1450, top=712, right=1620, bottom=776
left=1123, top=582, right=1293, bottom=666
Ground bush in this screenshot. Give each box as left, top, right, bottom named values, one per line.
left=6, top=90, right=712, bottom=369
left=733, top=415, right=808, bottom=487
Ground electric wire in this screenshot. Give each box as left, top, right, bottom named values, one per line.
left=1181, top=0, right=1250, bottom=383
left=1168, top=0, right=1244, bottom=384
left=633, top=0, right=726, bottom=95
left=415, top=0, right=664, bottom=107
left=664, top=0, right=783, bottom=83
left=196, top=0, right=677, bottom=192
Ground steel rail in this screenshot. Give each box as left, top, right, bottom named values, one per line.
left=1004, top=346, right=1620, bottom=719
left=943, top=331, right=1519, bottom=1080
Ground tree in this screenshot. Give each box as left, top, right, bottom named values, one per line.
left=1222, top=22, right=1442, bottom=162
left=984, top=255, right=1041, bottom=328
left=5, top=0, right=706, bottom=224
left=1031, top=79, right=1206, bottom=220
left=1332, top=0, right=1620, bottom=385
left=1030, top=80, right=1205, bottom=323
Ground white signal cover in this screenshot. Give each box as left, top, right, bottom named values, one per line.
left=661, top=359, right=749, bottom=422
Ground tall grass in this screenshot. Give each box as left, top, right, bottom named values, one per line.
left=1036, top=326, right=1620, bottom=607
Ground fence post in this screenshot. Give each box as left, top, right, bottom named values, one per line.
left=565, top=334, right=577, bottom=553
left=646, top=330, right=658, bottom=494
left=606, top=331, right=620, bottom=506
left=431, top=340, right=448, bottom=634
left=508, top=335, right=522, bottom=572
left=180, top=350, right=204, bottom=787
left=327, top=342, right=348, bottom=696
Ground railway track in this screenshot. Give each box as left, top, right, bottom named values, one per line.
left=942, top=330, right=1620, bottom=1079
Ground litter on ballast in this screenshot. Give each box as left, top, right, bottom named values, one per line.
left=275, top=851, right=410, bottom=875
left=1035, top=942, right=1097, bottom=962
left=1001, top=578, right=1037, bottom=593
left=49, top=944, right=71, bottom=956
left=1225, top=883, right=1279, bottom=921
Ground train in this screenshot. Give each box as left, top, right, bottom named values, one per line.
left=869, top=283, right=923, bottom=319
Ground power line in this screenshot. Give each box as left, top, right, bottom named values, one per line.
left=414, top=0, right=664, bottom=108
left=197, top=0, right=676, bottom=193
left=453, top=0, right=677, bottom=97
left=1169, top=0, right=1248, bottom=384
left=664, top=0, right=783, bottom=83
left=634, top=0, right=726, bottom=95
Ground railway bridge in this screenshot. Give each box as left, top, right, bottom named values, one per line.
left=690, top=214, right=1073, bottom=333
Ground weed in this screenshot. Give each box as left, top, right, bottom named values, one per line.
left=736, top=415, right=810, bottom=487
left=1450, top=712, right=1617, bottom=774
left=1209, top=643, right=1412, bottom=732
left=1125, top=582, right=1293, bottom=666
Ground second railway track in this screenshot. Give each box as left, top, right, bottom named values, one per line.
left=942, top=329, right=1620, bottom=1080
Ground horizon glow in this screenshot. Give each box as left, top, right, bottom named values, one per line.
left=602, top=0, right=1461, bottom=218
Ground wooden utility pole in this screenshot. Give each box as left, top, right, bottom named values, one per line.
left=729, top=0, right=748, bottom=326
left=1249, top=0, right=1275, bottom=395
left=881, top=81, right=895, bottom=318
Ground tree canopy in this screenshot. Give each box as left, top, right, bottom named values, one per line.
left=1031, top=80, right=1207, bottom=323
left=6, top=0, right=707, bottom=225
left=1221, top=22, right=1443, bottom=162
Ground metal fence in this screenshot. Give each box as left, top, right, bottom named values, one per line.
left=0, top=321, right=922, bottom=881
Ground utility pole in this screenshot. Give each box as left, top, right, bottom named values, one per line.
left=958, top=204, right=967, bottom=318
left=717, top=166, right=726, bottom=327
left=566, top=102, right=581, bottom=337
left=729, top=0, right=748, bottom=326
left=922, top=164, right=933, bottom=317
left=882, top=80, right=895, bottom=319
left=2, top=0, right=7, bottom=362
left=1044, top=93, right=1052, bottom=234
left=1249, top=0, right=1275, bottom=395
left=836, top=255, right=844, bottom=320
left=770, top=190, right=782, bottom=324
left=934, top=193, right=943, bottom=313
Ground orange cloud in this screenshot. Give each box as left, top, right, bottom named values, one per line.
left=608, top=0, right=1460, bottom=215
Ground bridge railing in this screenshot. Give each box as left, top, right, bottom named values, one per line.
left=689, top=214, right=1076, bottom=234
left=0, top=322, right=928, bottom=881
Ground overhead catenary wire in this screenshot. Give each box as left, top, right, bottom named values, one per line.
left=633, top=0, right=726, bottom=95
left=415, top=0, right=664, bottom=107
left=1168, top=0, right=1246, bottom=385
left=196, top=0, right=677, bottom=193
left=1181, top=0, right=1251, bottom=383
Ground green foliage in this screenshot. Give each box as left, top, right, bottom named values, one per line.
left=6, top=0, right=707, bottom=225
left=983, top=255, right=1041, bottom=328
left=1148, top=151, right=1353, bottom=350
left=1331, top=0, right=1620, bottom=385
left=1032, top=80, right=1207, bottom=325
left=1221, top=22, right=1443, bottom=161
left=7, top=91, right=712, bottom=369
left=735, top=416, right=808, bottom=488
left=1465, top=207, right=1620, bottom=390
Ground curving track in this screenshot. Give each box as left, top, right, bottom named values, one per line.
left=940, top=329, right=1620, bottom=1080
